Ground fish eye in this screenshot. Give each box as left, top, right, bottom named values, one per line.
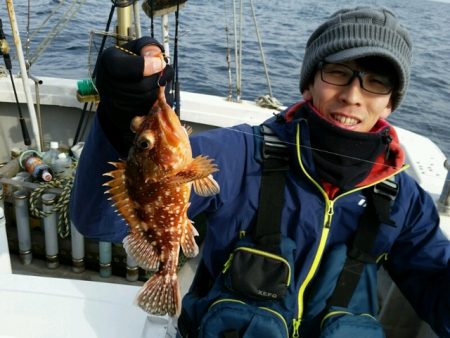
left=139, top=140, right=150, bottom=149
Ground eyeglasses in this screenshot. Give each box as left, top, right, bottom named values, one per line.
left=318, top=62, right=394, bottom=95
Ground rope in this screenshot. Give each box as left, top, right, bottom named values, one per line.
left=29, top=174, right=74, bottom=239
left=256, top=95, right=283, bottom=110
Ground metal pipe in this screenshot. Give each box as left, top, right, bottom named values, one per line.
left=70, top=221, right=85, bottom=273
left=29, top=75, right=44, bottom=151
left=99, top=241, right=112, bottom=277
left=13, top=189, right=32, bottom=264
left=438, top=159, right=450, bottom=216
left=0, top=206, right=12, bottom=273
left=161, top=14, right=170, bottom=61
left=0, top=184, right=4, bottom=211
left=42, top=193, right=59, bottom=269
left=6, top=0, right=42, bottom=151
left=116, top=3, right=133, bottom=44
left=126, top=254, right=139, bottom=282
left=133, top=0, right=142, bottom=38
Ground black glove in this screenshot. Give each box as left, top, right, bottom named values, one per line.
left=159, top=64, right=174, bottom=87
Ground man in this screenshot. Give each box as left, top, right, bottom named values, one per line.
left=179, top=7, right=449, bottom=337
left=70, top=36, right=174, bottom=242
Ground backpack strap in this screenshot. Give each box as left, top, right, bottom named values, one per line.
left=328, top=176, right=399, bottom=307
left=253, top=125, right=290, bottom=253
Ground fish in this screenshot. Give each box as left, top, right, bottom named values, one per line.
left=103, top=88, right=220, bottom=316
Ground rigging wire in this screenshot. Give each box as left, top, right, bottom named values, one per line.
left=227, top=0, right=281, bottom=108
left=172, top=0, right=181, bottom=117
left=238, top=0, right=244, bottom=102
left=25, top=0, right=31, bottom=68
left=232, top=0, right=240, bottom=102
left=224, top=1, right=234, bottom=101
left=28, top=0, right=66, bottom=41
left=29, top=0, right=86, bottom=66
left=249, top=0, right=272, bottom=98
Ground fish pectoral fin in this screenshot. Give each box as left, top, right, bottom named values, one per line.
left=123, top=232, right=160, bottom=271
left=192, top=174, right=220, bottom=196
left=166, top=156, right=219, bottom=187
left=180, top=219, right=199, bottom=258
left=183, top=124, right=193, bottom=135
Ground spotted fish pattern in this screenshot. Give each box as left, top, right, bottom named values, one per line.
left=104, top=89, right=219, bottom=316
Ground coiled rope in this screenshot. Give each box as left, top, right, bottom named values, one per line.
left=29, top=175, right=74, bottom=239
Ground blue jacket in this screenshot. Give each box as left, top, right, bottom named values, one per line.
left=70, top=99, right=449, bottom=336
left=186, top=102, right=450, bottom=336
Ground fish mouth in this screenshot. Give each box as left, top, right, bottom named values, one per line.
left=157, top=108, right=183, bottom=147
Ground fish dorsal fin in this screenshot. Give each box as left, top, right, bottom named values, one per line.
left=103, top=161, right=140, bottom=228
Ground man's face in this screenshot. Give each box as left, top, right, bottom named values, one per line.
left=302, top=60, right=393, bottom=132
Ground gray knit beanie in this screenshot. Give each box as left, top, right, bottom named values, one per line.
left=300, top=7, right=412, bottom=111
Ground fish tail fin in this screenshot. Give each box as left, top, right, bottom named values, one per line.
left=123, top=232, right=159, bottom=271
left=180, top=218, right=199, bottom=258
left=136, top=273, right=181, bottom=317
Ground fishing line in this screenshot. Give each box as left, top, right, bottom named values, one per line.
left=220, top=126, right=449, bottom=181
left=223, top=126, right=450, bottom=184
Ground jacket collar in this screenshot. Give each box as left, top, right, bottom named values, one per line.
left=264, top=100, right=405, bottom=195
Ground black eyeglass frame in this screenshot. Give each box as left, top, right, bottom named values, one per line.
left=317, top=61, right=394, bottom=95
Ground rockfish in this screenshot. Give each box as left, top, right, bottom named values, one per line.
left=103, top=89, right=219, bottom=316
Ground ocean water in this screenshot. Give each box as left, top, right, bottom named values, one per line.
left=4, top=0, right=449, bottom=157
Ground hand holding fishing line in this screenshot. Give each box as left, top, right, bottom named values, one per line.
left=143, top=53, right=166, bottom=76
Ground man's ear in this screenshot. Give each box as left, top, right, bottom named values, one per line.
left=380, top=99, right=393, bottom=119
left=302, top=88, right=312, bottom=101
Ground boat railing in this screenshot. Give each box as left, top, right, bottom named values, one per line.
left=438, top=158, right=450, bottom=217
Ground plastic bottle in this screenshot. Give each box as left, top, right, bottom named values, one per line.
left=22, top=155, right=53, bottom=182
left=42, top=141, right=61, bottom=168
left=53, top=152, right=72, bottom=176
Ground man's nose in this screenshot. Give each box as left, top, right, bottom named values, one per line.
left=338, top=76, right=364, bottom=105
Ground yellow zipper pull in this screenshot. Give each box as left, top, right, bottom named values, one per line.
left=324, top=201, right=334, bottom=228
left=222, top=253, right=234, bottom=273
left=292, top=318, right=300, bottom=338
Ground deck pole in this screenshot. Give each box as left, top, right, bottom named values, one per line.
left=99, top=241, right=112, bottom=277
left=0, top=206, right=12, bottom=273
left=126, top=255, right=139, bottom=282
left=42, top=193, right=59, bottom=269
left=70, top=221, right=85, bottom=273
left=13, top=189, right=32, bottom=264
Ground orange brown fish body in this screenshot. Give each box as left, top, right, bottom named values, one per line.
left=104, top=89, right=219, bottom=316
